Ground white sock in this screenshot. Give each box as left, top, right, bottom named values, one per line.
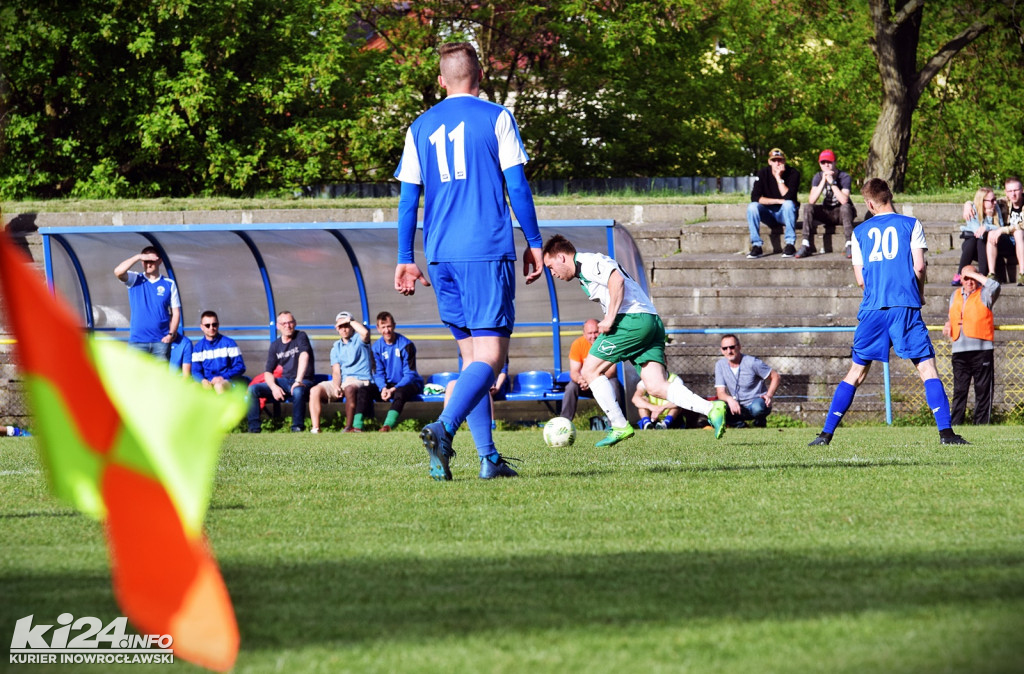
left=666, top=378, right=713, bottom=416
left=802, top=238, right=810, bottom=247
left=589, top=376, right=628, bottom=428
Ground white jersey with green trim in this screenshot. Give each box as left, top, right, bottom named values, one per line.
left=575, top=251, right=657, bottom=315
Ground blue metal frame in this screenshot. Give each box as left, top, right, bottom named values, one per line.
left=233, top=231, right=277, bottom=343
left=40, top=219, right=621, bottom=381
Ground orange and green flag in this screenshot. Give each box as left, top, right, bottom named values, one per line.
left=0, top=231, right=243, bottom=671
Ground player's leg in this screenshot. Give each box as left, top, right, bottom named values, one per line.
left=1014, top=230, right=1024, bottom=281
left=971, top=350, right=994, bottom=425
left=746, top=202, right=766, bottom=248
left=582, top=355, right=634, bottom=446
left=559, top=381, right=581, bottom=421
left=949, top=352, right=971, bottom=426
left=308, top=382, right=327, bottom=433
left=778, top=200, right=797, bottom=248
left=799, top=203, right=817, bottom=251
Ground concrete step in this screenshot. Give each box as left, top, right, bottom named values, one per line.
left=632, top=220, right=960, bottom=260
left=648, top=248, right=1020, bottom=290
left=651, top=283, right=1024, bottom=326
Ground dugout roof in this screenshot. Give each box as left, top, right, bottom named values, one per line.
left=39, top=220, right=645, bottom=377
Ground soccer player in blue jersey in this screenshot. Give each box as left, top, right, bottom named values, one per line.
left=809, top=179, right=968, bottom=446
left=394, top=42, right=545, bottom=481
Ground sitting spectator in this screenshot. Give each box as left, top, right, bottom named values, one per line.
left=714, top=334, right=781, bottom=428
left=191, top=310, right=246, bottom=393
left=1, top=425, right=31, bottom=437
left=559, top=319, right=622, bottom=421
left=169, top=332, right=193, bottom=378
left=984, top=176, right=1024, bottom=285
left=797, top=149, right=857, bottom=259
left=372, top=311, right=424, bottom=432
left=747, top=147, right=800, bottom=259
left=633, top=373, right=683, bottom=429
left=309, top=311, right=373, bottom=433
left=113, top=246, right=181, bottom=359
left=955, top=187, right=1007, bottom=284
left=245, top=311, right=315, bottom=433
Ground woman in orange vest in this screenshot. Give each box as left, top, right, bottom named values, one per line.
left=942, top=265, right=1001, bottom=425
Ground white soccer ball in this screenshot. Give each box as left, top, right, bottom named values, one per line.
left=543, top=417, right=577, bottom=448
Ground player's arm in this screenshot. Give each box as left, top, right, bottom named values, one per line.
left=504, top=164, right=544, bottom=284
left=350, top=320, right=371, bottom=343
left=763, top=370, right=781, bottom=406
left=716, top=385, right=742, bottom=415
left=807, top=175, right=824, bottom=205
left=395, top=181, right=431, bottom=295
left=631, top=386, right=655, bottom=415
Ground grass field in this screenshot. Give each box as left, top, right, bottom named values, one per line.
left=3, top=426, right=1024, bottom=673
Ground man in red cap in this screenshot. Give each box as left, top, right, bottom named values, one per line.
left=797, top=149, right=857, bottom=259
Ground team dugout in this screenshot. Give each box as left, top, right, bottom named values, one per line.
left=40, top=220, right=646, bottom=389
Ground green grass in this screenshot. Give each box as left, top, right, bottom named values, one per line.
left=3, top=426, right=1024, bottom=673
left=1, top=188, right=977, bottom=214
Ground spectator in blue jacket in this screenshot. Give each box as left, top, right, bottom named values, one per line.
left=372, top=311, right=424, bottom=432
left=191, top=310, right=246, bottom=393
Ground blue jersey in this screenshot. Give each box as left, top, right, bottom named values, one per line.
left=850, top=212, right=927, bottom=310
left=395, top=94, right=529, bottom=263
left=373, top=333, right=423, bottom=390
left=330, top=337, right=373, bottom=380
left=123, top=271, right=180, bottom=343
left=192, top=333, right=246, bottom=382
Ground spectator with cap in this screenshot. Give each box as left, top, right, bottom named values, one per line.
left=797, top=149, right=857, bottom=259
left=309, top=311, right=374, bottom=433
left=942, top=265, right=1001, bottom=425
left=747, top=148, right=801, bottom=259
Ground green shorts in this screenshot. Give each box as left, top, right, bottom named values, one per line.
left=589, top=313, right=666, bottom=375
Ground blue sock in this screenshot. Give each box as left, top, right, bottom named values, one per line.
left=924, top=378, right=952, bottom=431
left=440, top=361, right=494, bottom=436
left=822, top=381, right=856, bottom=434
left=466, top=389, right=497, bottom=458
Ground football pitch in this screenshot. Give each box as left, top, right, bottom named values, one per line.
left=3, top=426, right=1023, bottom=673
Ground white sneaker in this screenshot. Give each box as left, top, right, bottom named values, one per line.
left=310, top=428, right=320, bottom=434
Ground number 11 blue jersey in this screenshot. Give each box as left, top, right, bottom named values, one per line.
left=395, top=93, right=530, bottom=264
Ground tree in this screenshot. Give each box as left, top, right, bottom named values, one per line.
left=865, top=0, right=992, bottom=191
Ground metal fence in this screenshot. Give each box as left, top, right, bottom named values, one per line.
left=4, top=328, right=1024, bottom=427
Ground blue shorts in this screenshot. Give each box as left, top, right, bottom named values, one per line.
left=431, top=260, right=516, bottom=334
left=851, top=307, right=935, bottom=365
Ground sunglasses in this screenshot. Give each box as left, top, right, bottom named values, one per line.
left=202, top=322, right=219, bottom=328
left=721, top=345, right=738, bottom=351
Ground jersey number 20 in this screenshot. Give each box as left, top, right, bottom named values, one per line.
left=866, top=226, right=899, bottom=262
left=429, top=122, right=466, bottom=183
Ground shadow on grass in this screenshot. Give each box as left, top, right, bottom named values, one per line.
left=6, top=549, right=1023, bottom=653
left=652, top=459, right=951, bottom=474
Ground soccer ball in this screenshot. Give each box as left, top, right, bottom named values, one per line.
left=543, top=417, right=577, bottom=447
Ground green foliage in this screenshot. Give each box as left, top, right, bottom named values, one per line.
left=0, top=0, right=1015, bottom=197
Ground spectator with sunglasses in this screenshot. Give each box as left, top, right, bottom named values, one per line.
left=191, top=310, right=246, bottom=393
left=714, top=334, right=780, bottom=428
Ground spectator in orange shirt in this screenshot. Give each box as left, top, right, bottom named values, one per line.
left=559, top=319, right=621, bottom=421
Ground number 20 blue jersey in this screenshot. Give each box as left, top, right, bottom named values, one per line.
left=394, top=93, right=529, bottom=263
left=850, top=212, right=928, bottom=310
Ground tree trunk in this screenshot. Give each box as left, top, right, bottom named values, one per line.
left=865, top=0, right=990, bottom=192
left=866, top=95, right=914, bottom=192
